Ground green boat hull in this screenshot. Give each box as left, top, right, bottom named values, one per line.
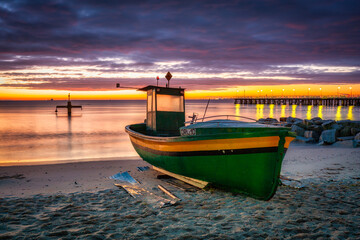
left=126, top=123, right=294, bottom=200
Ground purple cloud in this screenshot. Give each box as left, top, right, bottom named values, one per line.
left=0, top=0, right=359, bottom=91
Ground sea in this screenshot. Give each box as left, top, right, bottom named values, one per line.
left=0, top=100, right=359, bottom=166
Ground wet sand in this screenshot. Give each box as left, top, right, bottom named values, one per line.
left=1, top=141, right=360, bottom=239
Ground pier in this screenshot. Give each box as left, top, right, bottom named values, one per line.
left=234, top=97, right=360, bottom=106
left=55, top=94, right=82, bottom=116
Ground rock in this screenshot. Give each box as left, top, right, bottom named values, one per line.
left=304, top=130, right=320, bottom=141
left=308, top=125, right=323, bottom=134
left=337, top=136, right=355, bottom=141
left=291, top=125, right=305, bottom=137
left=339, top=126, right=352, bottom=137
left=279, top=117, right=287, bottom=122
left=337, top=120, right=352, bottom=127
left=331, top=123, right=343, bottom=132
left=311, top=117, right=322, bottom=121
left=349, top=121, right=360, bottom=128
left=294, top=121, right=307, bottom=130
left=257, top=118, right=279, bottom=124
left=353, top=133, right=360, bottom=148
left=351, top=128, right=360, bottom=136
left=322, top=120, right=336, bottom=130
left=303, top=119, right=314, bottom=128
left=311, top=117, right=323, bottom=125
left=296, top=136, right=315, bottom=143
left=355, top=132, right=360, bottom=141
left=319, top=129, right=337, bottom=145
left=287, top=117, right=302, bottom=124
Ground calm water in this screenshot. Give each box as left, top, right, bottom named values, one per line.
left=0, top=100, right=359, bottom=166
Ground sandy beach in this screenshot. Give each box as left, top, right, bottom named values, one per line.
left=1, top=141, right=360, bottom=239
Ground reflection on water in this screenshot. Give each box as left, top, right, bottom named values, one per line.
left=281, top=105, right=286, bottom=118
left=0, top=100, right=145, bottom=165
left=269, top=104, right=274, bottom=119
left=256, top=104, right=264, bottom=119
left=291, top=105, right=297, bottom=118
left=335, top=106, right=342, bottom=121
left=306, top=105, right=313, bottom=120
left=66, top=116, right=72, bottom=151
left=348, top=106, right=354, bottom=120
left=235, top=103, right=240, bottom=120
left=0, top=100, right=359, bottom=165
left=318, top=105, right=323, bottom=119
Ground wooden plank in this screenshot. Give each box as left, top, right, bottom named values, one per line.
left=158, top=184, right=180, bottom=201
left=152, top=166, right=208, bottom=189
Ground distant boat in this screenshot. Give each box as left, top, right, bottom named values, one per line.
left=125, top=82, right=295, bottom=200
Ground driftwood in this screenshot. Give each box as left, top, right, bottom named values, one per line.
left=158, top=184, right=181, bottom=201
left=153, top=166, right=208, bottom=189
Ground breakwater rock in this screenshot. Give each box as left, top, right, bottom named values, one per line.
left=257, top=117, right=360, bottom=147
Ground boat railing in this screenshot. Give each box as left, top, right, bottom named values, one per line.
left=185, top=115, right=257, bottom=125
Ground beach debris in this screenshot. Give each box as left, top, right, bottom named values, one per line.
left=158, top=184, right=181, bottom=201
left=280, top=176, right=306, bottom=189
left=137, top=166, right=150, bottom=172
left=153, top=166, right=208, bottom=189
left=109, top=172, right=139, bottom=184
left=111, top=171, right=179, bottom=208
left=159, top=177, right=198, bottom=192
left=114, top=183, right=178, bottom=208
left=114, top=183, right=144, bottom=198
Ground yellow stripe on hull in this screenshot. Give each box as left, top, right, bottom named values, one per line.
left=130, top=135, right=294, bottom=153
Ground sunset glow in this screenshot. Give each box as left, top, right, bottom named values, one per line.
left=0, top=1, right=359, bottom=100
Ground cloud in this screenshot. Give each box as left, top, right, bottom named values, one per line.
left=0, top=0, right=359, bottom=92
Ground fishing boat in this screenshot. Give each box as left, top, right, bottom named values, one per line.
left=125, top=75, right=295, bottom=200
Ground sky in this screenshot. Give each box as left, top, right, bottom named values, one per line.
left=0, top=0, right=359, bottom=100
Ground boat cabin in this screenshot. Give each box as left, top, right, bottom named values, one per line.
left=138, top=85, right=185, bottom=136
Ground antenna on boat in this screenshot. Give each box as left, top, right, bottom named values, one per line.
left=156, top=76, right=159, bottom=86
left=202, top=98, right=211, bottom=122
left=165, top=72, right=172, bottom=88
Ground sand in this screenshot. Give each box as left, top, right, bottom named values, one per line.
left=1, top=141, right=360, bottom=239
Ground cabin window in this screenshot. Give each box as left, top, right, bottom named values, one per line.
left=156, top=94, right=184, bottom=112
left=147, top=89, right=156, bottom=130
